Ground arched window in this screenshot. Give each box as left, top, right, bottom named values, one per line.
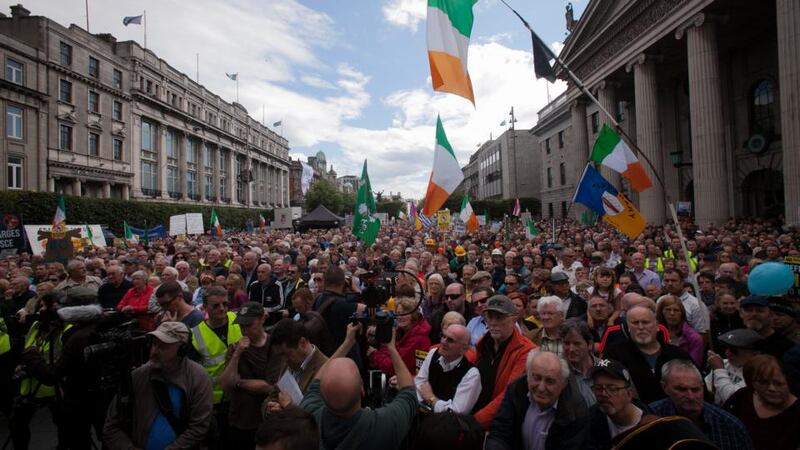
left=751, top=79, right=779, bottom=137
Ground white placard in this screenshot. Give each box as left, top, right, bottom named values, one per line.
left=24, top=224, right=106, bottom=255
left=185, top=213, right=205, bottom=235
left=272, top=208, right=294, bottom=229
left=169, top=214, right=186, bottom=236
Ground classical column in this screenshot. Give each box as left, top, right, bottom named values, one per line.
left=180, top=134, right=189, bottom=200
left=227, top=151, right=235, bottom=204
left=596, top=81, right=622, bottom=189
left=159, top=126, right=168, bottom=198
left=676, top=14, right=729, bottom=228
left=122, top=184, right=130, bottom=200
left=47, top=177, right=55, bottom=192
left=778, top=0, right=800, bottom=226
left=212, top=145, right=220, bottom=203
left=628, top=54, right=665, bottom=224
left=570, top=98, right=590, bottom=219
left=103, top=182, right=111, bottom=199
left=72, top=179, right=82, bottom=196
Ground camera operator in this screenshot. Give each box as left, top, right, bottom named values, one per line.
left=313, top=266, right=365, bottom=360
left=104, top=321, right=213, bottom=449
left=19, top=286, right=106, bottom=449
left=10, top=289, right=69, bottom=450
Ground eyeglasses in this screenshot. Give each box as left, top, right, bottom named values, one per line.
left=590, top=384, right=629, bottom=395
left=445, top=294, right=463, bottom=299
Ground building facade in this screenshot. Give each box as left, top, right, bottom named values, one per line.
left=460, top=128, right=541, bottom=201
left=532, top=0, right=800, bottom=227
left=0, top=5, right=290, bottom=207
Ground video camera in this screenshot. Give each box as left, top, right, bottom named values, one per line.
left=83, top=314, right=148, bottom=393
left=350, top=270, right=397, bottom=344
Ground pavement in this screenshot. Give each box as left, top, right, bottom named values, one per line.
left=0, top=408, right=101, bottom=450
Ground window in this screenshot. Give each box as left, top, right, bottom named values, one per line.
left=111, top=100, right=122, bottom=120
left=88, top=56, right=99, bottom=78
left=113, top=69, right=122, bottom=89
left=146, top=80, right=153, bottom=94
left=591, top=112, right=599, bottom=133
left=88, top=132, right=99, bottom=156
left=187, top=171, right=196, bottom=196
left=219, top=151, right=227, bottom=172
left=6, top=59, right=22, bottom=84
left=204, top=174, right=213, bottom=199
left=751, top=79, right=779, bottom=136
left=561, top=202, right=568, bottom=218
left=203, top=144, right=212, bottom=170
left=59, top=124, right=72, bottom=150
left=141, top=121, right=155, bottom=151
left=7, top=157, right=22, bottom=190
left=559, top=163, right=566, bottom=185
left=141, top=160, right=157, bottom=191
left=166, top=130, right=177, bottom=159
left=113, top=138, right=123, bottom=160
left=6, top=105, right=22, bottom=139
left=220, top=179, right=226, bottom=200
left=547, top=167, right=552, bottom=188
left=167, top=166, right=178, bottom=195
left=558, top=130, right=564, bottom=148
left=548, top=203, right=554, bottom=218
left=59, top=42, right=72, bottom=66
left=59, top=79, right=72, bottom=103
left=88, top=91, right=99, bottom=113
left=187, top=139, right=197, bottom=164
left=545, top=138, right=551, bottom=155
left=236, top=158, right=244, bottom=202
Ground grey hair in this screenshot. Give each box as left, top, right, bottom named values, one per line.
left=660, top=359, right=702, bottom=385
left=131, top=270, right=147, bottom=280
left=537, top=295, right=565, bottom=314
left=162, top=266, right=178, bottom=277
left=526, top=349, right=570, bottom=381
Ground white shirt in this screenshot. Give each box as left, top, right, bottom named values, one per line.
left=704, top=360, right=745, bottom=405
left=553, top=261, right=584, bottom=286
left=415, top=349, right=482, bottom=414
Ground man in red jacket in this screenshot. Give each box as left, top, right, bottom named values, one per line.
left=472, top=294, right=536, bottom=429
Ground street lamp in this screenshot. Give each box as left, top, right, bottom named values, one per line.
left=669, top=150, right=692, bottom=168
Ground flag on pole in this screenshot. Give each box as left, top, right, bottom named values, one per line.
left=352, top=160, right=380, bottom=246
left=409, top=202, right=417, bottom=223
left=460, top=195, right=479, bottom=233
left=591, top=124, right=652, bottom=192
left=419, top=212, right=433, bottom=228
left=427, top=0, right=477, bottom=104
left=500, top=119, right=506, bottom=127
left=422, top=116, right=464, bottom=216
left=573, top=164, right=646, bottom=239
left=300, top=161, right=314, bottom=194
left=525, top=218, right=538, bottom=239
left=258, top=213, right=266, bottom=231
left=273, top=120, right=282, bottom=127
left=512, top=198, right=521, bottom=217
left=225, top=73, right=238, bottom=81
left=122, top=15, right=143, bottom=26
left=52, top=195, right=66, bottom=232
left=500, top=0, right=557, bottom=82
left=210, top=209, right=223, bottom=238
left=123, top=221, right=138, bottom=247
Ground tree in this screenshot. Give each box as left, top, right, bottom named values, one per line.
left=304, top=179, right=342, bottom=213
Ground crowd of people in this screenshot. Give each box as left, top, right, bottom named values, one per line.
left=0, top=216, right=799, bottom=450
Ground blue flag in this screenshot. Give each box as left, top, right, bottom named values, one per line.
left=123, top=15, right=143, bottom=26
left=572, top=164, right=647, bottom=239
left=572, top=164, right=618, bottom=216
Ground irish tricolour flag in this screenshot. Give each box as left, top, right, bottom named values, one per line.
left=460, top=195, right=478, bottom=233
left=427, top=0, right=476, bottom=104
left=210, top=209, right=223, bottom=238
left=591, top=124, right=652, bottom=192
left=422, top=116, right=464, bottom=217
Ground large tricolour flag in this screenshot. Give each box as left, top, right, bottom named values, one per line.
left=591, top=124, right=652, bottom=192
left=210, top=208, right=223, bottom=238
left=460, top=195, right=478, bottom=233
left=422, top=116, right=464, bottom=217
left=427, top=0, right=476, bottom=105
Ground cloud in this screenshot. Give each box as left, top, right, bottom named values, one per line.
left=300, top=75, right=336, bottom=89
left=382, top=0, right=426, bottom=32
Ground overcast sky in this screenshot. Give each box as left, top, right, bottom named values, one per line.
left=5, top=0, right=588, bottom=199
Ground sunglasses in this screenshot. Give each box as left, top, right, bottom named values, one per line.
left=474, top=297, right=489, bottom=305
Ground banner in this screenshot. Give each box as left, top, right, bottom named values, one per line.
left=785, top=256, right=800, bottom=297
left=129, top=225, right=166, bottom=240
left=436, top=210, right=451, bottom=231
left=24, top=224, right=106, bottom=256
left=0, top=213, right=26, bottom=257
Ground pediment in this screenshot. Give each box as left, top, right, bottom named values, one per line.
left=57, top=111, right=78, bottom=123
left=560, top=0, right=644, bottom=66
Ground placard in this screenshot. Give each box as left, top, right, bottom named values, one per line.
left=185, top=213, right=205, bottom=235
left=272, top=208, right=294, bottom=229
left=24, top=224, right=106, bottom=256
left=785, top=256, right=800, bottom=297
left=169, top=214, right=186, bottom=236
left=0, top=213, right=26, bottom=257
left=436, top=210, right=451, bottom=231
left=477, top=215, right=486, bottom=226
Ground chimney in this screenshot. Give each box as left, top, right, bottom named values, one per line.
left=10, top=4, right=30, bottom=18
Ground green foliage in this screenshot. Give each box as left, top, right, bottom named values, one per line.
left=442, top=192, right=541, bottom=221
left=377, top=201, right=405, bottom=218
left=0, top=191, right=270, bottom=234
left=304, top=179, right=343, bottom=214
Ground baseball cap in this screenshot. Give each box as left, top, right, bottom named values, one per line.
left=235, top=302, right=265, bottom=326
left=148, top=321, right=190, bottom=344
left=482, top=295, right=516, bottom=316
left=454, top=245, right=466, bottom=257
left=717, top=329, right=763, bottom=350
left=589, top=358, right=632, bottom=383
left=471, top=270, right=491, bottom=282
left=550, top=271, right=570, bottom=283
left=491, top=248, right=503, bottom=256
left=767, top=298, right=797, bottom=318
left=63, top=286, right=98, bottom=306
left=740, top=295, right=769, bottom=307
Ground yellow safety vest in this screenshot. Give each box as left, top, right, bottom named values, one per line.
left=191, top=312, right=243, bottom=404
left=663, top=250, right=698, bottom=272
left=0, top=318, right=10, bottom=356
left=19, top=321, right=71, bottom=399
left=645, top=257, right=665, bottom=274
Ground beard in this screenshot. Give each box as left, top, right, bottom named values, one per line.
left=598, top=402, right=617, bottom=416
left=631, top=331, right=655, bottom=346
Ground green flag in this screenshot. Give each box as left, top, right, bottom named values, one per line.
left=525, top=218, right=538, bottom=239
left=352, top=160, right=380, bottom=246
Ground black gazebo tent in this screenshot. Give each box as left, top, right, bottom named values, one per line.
left=293, top=205, right=345, bottom=230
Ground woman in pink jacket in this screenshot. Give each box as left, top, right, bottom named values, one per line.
left=368, top=297, right=431, bottom=377
left=657, top=295, right=704, bottom=367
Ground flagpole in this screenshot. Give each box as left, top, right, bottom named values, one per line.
left=236, top=78, right=239, bottom=104
left=196, top=53, right=200, bottom=83
left=85, top=0, right=89, bottom=31
left=143, top=10, right=147, bottom=50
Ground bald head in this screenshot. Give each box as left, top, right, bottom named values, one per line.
left=621, top=293, right=655, bottom=312
left=446, top=324, right=469, bottom=344
left=320, top=358, right=362, bottom=417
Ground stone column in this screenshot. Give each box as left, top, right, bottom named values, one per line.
left=103, top=182, right=111, bottom=199
left=570, top=99, right=590, bottom=181
left=676, top=14, right=729, bottom=228
left=628, top=54, right=665, bottom=224
left=212, top=145, right=221, bottom=203
left=227, top=151, right=235, bottom=204
left=778, top=0, right=800, bottom=226
left=159, top=126, right=168, bottom=198
left=180, top=134, right=189, bottom=200
left=47, top=177, right=55, bottom=192
left=596, top=81, right=622, bottom=189
left=122, top=184, right=130, bottom=200
left=72, top=179, right=82, bottom=196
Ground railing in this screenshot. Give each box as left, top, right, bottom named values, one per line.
left=188, top=193, right=200, bottom=201
left=221, top=197, right=231, bottom=203
left=141, top=188, right=161, bottom=197
left=168, top=191, right=181, bottom=199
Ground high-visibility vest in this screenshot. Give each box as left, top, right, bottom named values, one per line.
left=0, top=318, right=10, bottom=356
left=663, top=249, right=698, bottom=272
left=19, top=321, right=71, bottom=399
left=191, top=312, right=243, bottom=403
left=645, top=257, right=665, bottom=274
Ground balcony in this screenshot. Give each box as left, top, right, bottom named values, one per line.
left=188, top=193, right=200, bottom=201
left=207, top=195, right=217, bottom=202
left=141, top=188, right=161, bottom=198
left=168, top=191, right=181, bottom=199
left=221, top=197, right=231, bottom=203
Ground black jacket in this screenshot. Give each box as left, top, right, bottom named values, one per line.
left=602, top=338, right=691, bottom=404
left=564, top=292, right=588, bottom=320
left=587, top=400, right=654, bottom=450
left=486, top=375, right=589, bottom=450
left=247, top=277, right=283, bottom=311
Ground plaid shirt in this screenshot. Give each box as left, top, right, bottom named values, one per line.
left=649, top=398, right=754, bottom=450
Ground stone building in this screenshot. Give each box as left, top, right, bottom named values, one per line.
left=0, top=5, right=289, bottom=207
left=460, top=128, right=541, bottom=201
left=532, top=0, right=800, bottom=227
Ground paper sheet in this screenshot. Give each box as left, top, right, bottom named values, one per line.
left=277, top=370, right=304, bottom=405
